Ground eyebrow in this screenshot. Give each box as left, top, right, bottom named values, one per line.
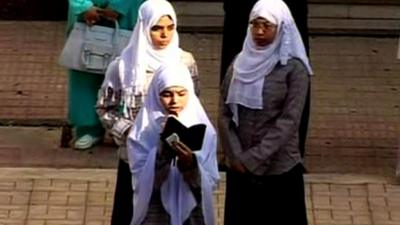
left=177, top=89, right=187, bottom=94
left=160, top=88, right=186, bottom=94
left=152, top=23, right=175, bottom=29
left=252, top=19, right=273, bottom=24
left=151, top=25, right=163, bottom=30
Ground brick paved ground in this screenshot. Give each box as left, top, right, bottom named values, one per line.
left=0, top=168, right=400, bottom=225
left=0, top=21, right=400, bottom=225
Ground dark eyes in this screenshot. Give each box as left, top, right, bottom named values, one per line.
left=167, top=25, right=175, bottom=31
left=177, top=91, right=187, bottom=96
left=250, top=20, right=277, bottom=30
left=151, top=24, right=175, bottom=32
left=160, top=90, right=187, bottom=97
left=151, top=25, right=161, bottom=31
left=160, top=92, right=172, bottom=97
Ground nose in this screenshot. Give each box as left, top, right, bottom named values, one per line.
left=255, top=27, right=265, bottom=35
left=170, top=94, right=177, bottom=104
left=160, top=28, right=167, bottom=38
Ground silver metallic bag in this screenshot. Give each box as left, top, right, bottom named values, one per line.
left=58, top=21, right=131, bottom=74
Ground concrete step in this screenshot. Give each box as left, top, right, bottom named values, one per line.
left=173, top=1, right=400, bottom=36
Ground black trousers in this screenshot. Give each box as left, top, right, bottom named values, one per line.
left=220, top=0, right=310, bottom=157
left=110, top=159, right=133, bottom=225
left=224, top=164, right=308, bottom=225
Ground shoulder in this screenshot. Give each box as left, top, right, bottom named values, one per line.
left=273, top=58, right=309, bottom=79
left=281, top=58, right=310, bottom=84
left=180, top=50, right=196, bottom=67
left=222, top=56, right=237, bottom=84
left=106, top=58, right=121, bottom=76
left=103, top=58, right=122, bottom=87
left=286, top=58, right=309, bottom=74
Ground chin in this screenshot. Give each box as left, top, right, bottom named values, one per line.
left=167, top=110, right=180, bottom=115
left=252, top=40, right=267, bottom=47
left=154, top=45, right=167, bottom=50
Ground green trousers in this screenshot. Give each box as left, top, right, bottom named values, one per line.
left=68, top=70, right=105, bottom=138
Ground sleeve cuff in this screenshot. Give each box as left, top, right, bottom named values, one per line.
left=111, top=118, right=133, bottom=140
left=239, top=150, right=269, bottom=175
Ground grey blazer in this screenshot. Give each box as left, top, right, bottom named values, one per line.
left=219, top=58, right=310, bottom=176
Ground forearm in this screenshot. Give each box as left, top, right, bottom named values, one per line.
left=239, top=69, right=309, bottom=173
left=218, top=105, right=243, bottom=164
left=178, top=155, right=201, bottom=188
left=181, top=160, right=202, bottom=204
left=239, top=123, right=290, bottom=173
left=96, top=87, right=121, bottom=129
left=96, top=88, right=133, bottom=145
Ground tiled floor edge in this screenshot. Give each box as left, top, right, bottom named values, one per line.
left=0, top=167, right=398, bottom=185
left=0, top=167, right=116, bottom=181
left=305, top=173, right=399, bottom=184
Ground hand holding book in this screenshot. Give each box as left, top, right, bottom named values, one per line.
left=170, top=141, right=195, bottom=170
left=160, top=115, right=206, bottom=151
left=160, top=115, right=206, bottom=167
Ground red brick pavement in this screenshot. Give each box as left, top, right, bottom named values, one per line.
left=0, top=169, right=400, bottom=225
left=0, top=22, right=67, bottom=122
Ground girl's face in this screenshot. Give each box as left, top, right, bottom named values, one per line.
left=159, top=86, right=189, bottom=115
left=150, top=15, right=175, bottom=50
left=250, top=17, right=277, bottom=47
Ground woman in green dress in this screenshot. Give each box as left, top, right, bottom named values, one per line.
left=66, top=0, right=145, bottom=150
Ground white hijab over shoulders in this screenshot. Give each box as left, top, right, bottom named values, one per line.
left=103, top=0, right=182, bottom=92
left=226, top=0, right=313, bottom=125
left=127, top=63, right=219, bottom=225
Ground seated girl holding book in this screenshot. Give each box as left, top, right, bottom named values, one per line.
left=127, top=63, right=219, bottom=225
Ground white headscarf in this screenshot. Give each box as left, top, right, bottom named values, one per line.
left=117, top=0, right=182, bottom=91
left=127, top=63, right=219, bottom=225
left=226, top=0, right=313, bottom=125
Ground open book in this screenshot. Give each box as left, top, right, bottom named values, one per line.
left=160, top=116, right=206, bottom=151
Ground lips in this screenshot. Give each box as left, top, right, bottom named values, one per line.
left=159, top=41, right=169, bottom=46
left=254, top=37, right=266, bottom=42
left=253, top=38, right=270, bottom=46
left=167, top=106, right=182, bottom=113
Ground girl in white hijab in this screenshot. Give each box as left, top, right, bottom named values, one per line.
left=219, top=0, right=312, bottom=224
left=225, top=0, right=313, bottom=125
left=96, top=0, right=199, bottom=224
left=128, top=63, right=219, bottom=225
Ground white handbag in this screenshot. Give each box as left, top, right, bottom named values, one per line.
left=59, top=21, right=131, bottom=74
